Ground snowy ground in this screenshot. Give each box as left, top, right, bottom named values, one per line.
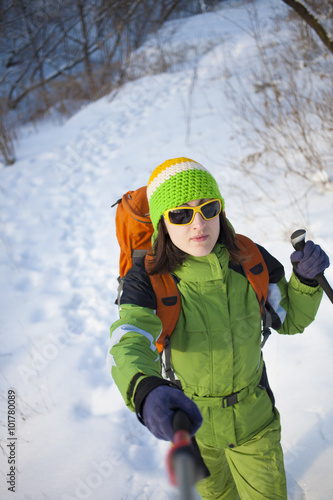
left=1, top=1, right=333, bottom=499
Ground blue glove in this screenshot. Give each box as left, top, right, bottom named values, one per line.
left=142, top=385, right=203, bottom=441
left=291, top=240, right=330, bottom=280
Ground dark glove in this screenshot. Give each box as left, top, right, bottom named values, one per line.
left=291, top=240, right=330, bottom=281
left=142, top=385, right=203, bottom=441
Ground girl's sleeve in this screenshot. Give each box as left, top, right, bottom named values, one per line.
left=276, top=273, right=323, bottom=335
left=108, top=258, right=165, bottom=411
left=109, top=303, right=163, bottom=411
left=258, top=244, right=323, bottom=335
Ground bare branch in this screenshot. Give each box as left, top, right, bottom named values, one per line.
left=281, top=0, right=333, bottom=55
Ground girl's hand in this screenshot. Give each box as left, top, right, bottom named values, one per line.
left=142, top=385, right=202, bottom=441
left=291, top=240, right=330, bottom=280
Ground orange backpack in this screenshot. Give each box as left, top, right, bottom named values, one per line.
left=112, top=186, right=270, bottom=353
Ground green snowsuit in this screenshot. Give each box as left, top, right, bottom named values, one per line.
left=109, top=243, right=323, bottom=499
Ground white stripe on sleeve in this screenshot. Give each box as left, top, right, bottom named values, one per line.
left=267, top=283, right=287, bottom=325
left=106, top=324, right=160, bottom=373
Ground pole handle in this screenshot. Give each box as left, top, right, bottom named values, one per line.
left=173, top=409, right=192, bottom=435
left=290, top=229, right=306, bottom=252
left=291, top=229, right=333, bottom=304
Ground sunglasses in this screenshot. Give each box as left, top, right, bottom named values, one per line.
left=163, top=199, right=222, bottom=226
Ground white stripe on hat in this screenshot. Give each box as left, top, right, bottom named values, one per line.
left=147, top=160, right=208, bottom=201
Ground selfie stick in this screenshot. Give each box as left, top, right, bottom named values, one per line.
left=290, top=229, right=333, bottom=304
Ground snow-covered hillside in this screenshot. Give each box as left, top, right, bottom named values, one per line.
left=1, top=1, right=332, bottom=499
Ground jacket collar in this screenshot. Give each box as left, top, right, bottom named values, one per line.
left=174, top=243, right=229, bottom=282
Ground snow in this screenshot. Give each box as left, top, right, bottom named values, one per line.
left=1, top=1, right=333, bottom=499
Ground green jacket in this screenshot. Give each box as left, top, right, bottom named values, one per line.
left=109, top=243, right=322, bottom=448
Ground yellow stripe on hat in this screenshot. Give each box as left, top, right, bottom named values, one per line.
left=148, top=157, right=200, bottom=184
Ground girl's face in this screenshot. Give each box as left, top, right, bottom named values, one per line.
left=164, top=199, right=220, bottom=257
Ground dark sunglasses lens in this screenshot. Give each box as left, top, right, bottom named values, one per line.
left=201, top=200, right=220, bottom=219
left=168, top=208, right=193, bottom=224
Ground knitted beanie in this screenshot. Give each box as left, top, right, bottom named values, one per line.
left=147, top=157, right=225, bottom=230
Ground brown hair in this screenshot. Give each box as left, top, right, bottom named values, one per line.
left=147, top=212, right=244, bottom=275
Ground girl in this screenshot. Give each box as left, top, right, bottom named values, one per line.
left=109, top=157, right=329, bottom=499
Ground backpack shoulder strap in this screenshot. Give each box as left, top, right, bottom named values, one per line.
left=235, top=234, right=269, bottom=312
left=145, top=255, right=181, bottom=354
left=235, top=234, right=271, bottom=347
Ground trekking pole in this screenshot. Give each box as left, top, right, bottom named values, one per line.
left=291, top=229, right=333, bottom=304
left=167, top=410, right=196, bottom=500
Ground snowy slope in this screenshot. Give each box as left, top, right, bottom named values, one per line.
left=1, top=1, right=333, bottom=499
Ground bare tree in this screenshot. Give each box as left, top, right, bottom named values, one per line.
left=0, top=0, right=213, bottom=164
